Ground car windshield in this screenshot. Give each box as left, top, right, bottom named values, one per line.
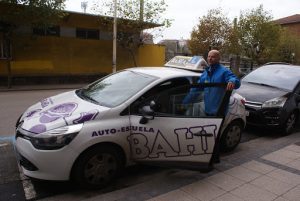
left=242, top=65, right=300, bottom=91
left=77, top=70, right=158, bottom=107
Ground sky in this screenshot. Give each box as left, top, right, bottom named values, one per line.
left=65, top=0, right=300, bottom=43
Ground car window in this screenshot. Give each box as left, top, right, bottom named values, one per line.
left=130, top=77, right=224, bottom=118
left=242, top=65, right=300, bottom=91
left=76, top=70, right=158, bottom=107
left=130, top=77, right=190, bottom=114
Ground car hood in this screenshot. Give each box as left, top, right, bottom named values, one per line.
left=236, top=82, right=289, bottom=103
left=19, top=90, right=110, bottom=134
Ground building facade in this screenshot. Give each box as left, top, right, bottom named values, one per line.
left=0, top=9, right=165, bottom=85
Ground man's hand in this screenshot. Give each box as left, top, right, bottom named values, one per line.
left=226, top=82, right=235, bottom=91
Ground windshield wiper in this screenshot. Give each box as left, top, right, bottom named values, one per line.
left=245, top=81, right=287, bottom=91
left=77, top=89, right=99, bottom=104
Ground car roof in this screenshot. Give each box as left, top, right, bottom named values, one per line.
left=260, top=64, right=300, bottom=71
left=127, top=67, right=201, bottom=78
left=263, top=62, right=291, bottom=66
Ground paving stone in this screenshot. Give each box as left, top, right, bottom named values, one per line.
left=273, top=196, right=292, bottom=201
left=211, top=193, right=245, bottom=201
left=284, top=144, right=300, bottom=153
left=274, top=149, right=300, bottom=160
left=230, top=183, right=277, bottom=201
left=262, top=152, right=294, bottom=165
left=181, top=180, right=226, bottom=201
left=282, top=185, right=300, bottom=201
left=241, top=160, right=276, bottom=174
left=286, top=158, right=300, bottom=171
left=250, top=175, right=295, bottom=195
left=223, top=166, right=262, bottom=182
left=267, top=169, right=300, bottom=186
left=204, top=172, right=245, bottom=192
left=146, top=189, right=198, bottom=201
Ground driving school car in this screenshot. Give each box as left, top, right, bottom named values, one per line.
left=15, top=56, right=246, bottom=189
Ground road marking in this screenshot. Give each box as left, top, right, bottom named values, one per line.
left=18, top=164, right=37, bottom=200
left=0, top=143, right=9, bottom=147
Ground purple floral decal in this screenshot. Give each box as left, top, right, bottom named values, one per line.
left=25, top=109, right=42, bottom=118
left=73, top=110, right=99, bottom=124
left=29, top=124, right=47, bottom=134
left=40, top=113, right=61, bottom=123
left=40, top=98, right=53, bottom=108
left=39, top=103, right=78, bottom=123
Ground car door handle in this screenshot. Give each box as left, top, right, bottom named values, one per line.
left=193, top=132, right=214, bottom=137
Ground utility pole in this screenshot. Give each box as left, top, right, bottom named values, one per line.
left=139, top=0, right=144, bottom=42
left=112, top=0, right=117, bottom=73
left=139, top=0, right=144, bottom=22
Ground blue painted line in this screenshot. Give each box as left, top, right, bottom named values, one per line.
left=0, top=136, right=17, bottom=152
left=0, top=136, right=16, bottom=143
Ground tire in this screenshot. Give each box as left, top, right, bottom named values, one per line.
left=220, top=120, right=243, bottom=152
left=281, top=111, right=298, bottom=135
left=72, top=145, right=123, bottom=189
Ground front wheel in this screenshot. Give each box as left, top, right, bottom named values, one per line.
left=220, top=120, right=243, bottom=152
left=281, top=111, right=298, bottom=135
left=72, top=145, right=123, bottom=189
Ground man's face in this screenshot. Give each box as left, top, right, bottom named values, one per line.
left=207, top=51, right=220, bottom=66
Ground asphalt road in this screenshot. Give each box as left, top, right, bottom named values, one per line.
left=0, top=89, right=72, bottom=137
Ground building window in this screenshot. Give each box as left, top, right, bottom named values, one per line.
left=33, top=26, right=60, bottom=36
left=76, top=28, right=99, bottom=40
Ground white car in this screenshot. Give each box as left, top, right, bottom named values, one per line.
left=15, top=56, right=246, bottom=189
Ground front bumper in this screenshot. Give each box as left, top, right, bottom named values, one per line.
left=15, top=137, right=78, bottom=181
left=246, top=106, right=283, bottom=127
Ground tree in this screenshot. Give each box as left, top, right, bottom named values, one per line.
left=92, top=0, right=171, bottom=66
left=0, top=0, right=66, bottom=88
left=237, top=5, right=281, bottom=65
left=272, top=28, right=300, bottom=64
left=189, top=8, right=231, bottom=56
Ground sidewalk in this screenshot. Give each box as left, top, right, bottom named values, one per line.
left=39, top=132, right=300, bottom=201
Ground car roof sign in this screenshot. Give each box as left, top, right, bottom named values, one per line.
left=164, top=56, right=208, bottom=72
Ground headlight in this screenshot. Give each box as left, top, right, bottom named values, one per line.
left=262, top=97, right=287, bottom=108
left=30, top=124, right=83, bottom=150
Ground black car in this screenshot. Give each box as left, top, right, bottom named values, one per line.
left=236, top=64, right=300, bottom=134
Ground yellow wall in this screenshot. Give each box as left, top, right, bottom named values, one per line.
left=138, top=44, right=165, bottom=67
left=0, top=36, right=165, bottom=76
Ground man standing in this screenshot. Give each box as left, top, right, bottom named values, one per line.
left=183, top=49, right=240, bottom=115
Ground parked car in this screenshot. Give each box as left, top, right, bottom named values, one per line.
left=236, top=63, right=300, bottom=134
left=15, top=56, right=246, bottom=189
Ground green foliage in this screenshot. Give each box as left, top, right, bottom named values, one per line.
left=0, top=0, right=66, bottom=28
left=189, top=8, right=231, bottom=55
left=189, top=4, right=300, bottom=65
left=237, top=5, right=281, bottom=64
left=92, top=0, right=171, bottom=40
left=272, top=29, right=300, bottom=64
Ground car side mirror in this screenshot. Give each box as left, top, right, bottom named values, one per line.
left=139, top=101, right=156, bottom=124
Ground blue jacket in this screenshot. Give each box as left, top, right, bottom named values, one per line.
left=183, top=63, right=240, bottom=115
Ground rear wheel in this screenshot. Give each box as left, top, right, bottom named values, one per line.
left=281, top=111, right=298, bottom=135
left=72, top=145, right=123, bottom=189
left=220, top=120, right=243, bottom=152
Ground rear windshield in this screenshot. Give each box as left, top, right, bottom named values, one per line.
left=242, top=65, right=300, bottom=91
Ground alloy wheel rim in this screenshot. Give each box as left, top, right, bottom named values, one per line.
left=226, top=125, right=241, bottom=148
left=286, top=113, right=296, bottom=133
left=84, top=153, right=117, bottom=185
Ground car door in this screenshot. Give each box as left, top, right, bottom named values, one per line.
left=127, top=78, right=230, bottom=170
